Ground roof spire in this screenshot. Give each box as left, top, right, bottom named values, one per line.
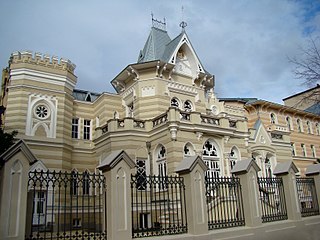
left=151, top=12, right=166, bottom=31
left=179, top=6, right=187, bottom=31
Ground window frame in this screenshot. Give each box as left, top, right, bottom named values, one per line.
left=83, top=119, right=91, bottom=140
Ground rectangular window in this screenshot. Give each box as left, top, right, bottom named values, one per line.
left=301, top=144, right=306, bottom=157
left=291, top=143, right=296, bottom=156
left=311, top=145, right=316, bottom=158
left=73, top=218, right=81, bottom=228
left=139, top=213, right=150, bottom=229
left=72, top=118, right=79, bottom=139
left=35, top=192, right=45, bottom=214
left=83, top=173, right=90, bottom=195
left=83, top=119, right=91, bottom=140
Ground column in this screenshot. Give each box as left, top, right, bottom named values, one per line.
left=98, top=150, right=136, bottom=240
left=0, top=140, right=37, bottom=240
left=305, top=163, right=320, bottom=212
left=176, top=155, right=208, bottom=235
left=231, top=159, right=263, bottom=227
left=273, top=161, right=301, bottom=221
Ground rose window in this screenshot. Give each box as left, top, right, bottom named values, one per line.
left=35, top=105, right=49, bottom=119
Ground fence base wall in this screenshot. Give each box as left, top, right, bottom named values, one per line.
left=140, top=216, right=320, bottom=240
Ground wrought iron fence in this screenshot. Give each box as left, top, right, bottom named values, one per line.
left=26, top=170, right=106, bottom=240
left=296, top=178, right=320, bottom=217
left=131, top=174, right=187, bottom=238
left=257, top=177, right=287, bottom=223
left=205, top=176, right=245, bottom=230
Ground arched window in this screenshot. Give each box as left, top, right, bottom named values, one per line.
left=264, top=157, right=272, bottom=178
left=82, top=171, right=90, bottom=195
left=297, top=119, right=303, bottom=132
left=183, top=100, right=193, bottom=112
left=155, top=144, right=167, bottom=190
left=306, top=121, right=312, bottom=134
left=270, top=113, right=277, bottom=124
left=202, top=139, right=221, bottom=178
left=316, top=123, right=320, bottom=135
left=70, top=171, right=78, bottom=195
left=286, top=116, right=292, bottom=130
left=229, top=147, right=240, bottom=172
left=170, top=98, right=180, bottom=108
left=183, top=142, right=195, bottom=156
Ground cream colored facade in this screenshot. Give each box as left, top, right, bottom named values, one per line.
left=1, top=22, right=319, bottom=178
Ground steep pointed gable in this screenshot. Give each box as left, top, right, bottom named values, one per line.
left=165, top=31, right=205, bottom=74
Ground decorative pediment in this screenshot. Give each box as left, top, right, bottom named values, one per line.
left=168, top=32, right=205, bottom=78
left=251, top=120, right=272, bottom=145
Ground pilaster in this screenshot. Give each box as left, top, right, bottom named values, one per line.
left=305, top=163, right=320, bottom=212
left=231, top=159, right=262, bottom=227
left=98, top=150, right=135, bottom=240
left=273, top=161, right=301, bottom=221
left=176, top=155, right=208, bottom=235
left=0, top=140, right=37, bottom=240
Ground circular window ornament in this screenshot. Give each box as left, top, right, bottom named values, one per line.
left=211, top=105, right=218, bottom=115
left=34, top=104, right=49, bottom=119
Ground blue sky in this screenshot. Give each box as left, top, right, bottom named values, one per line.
left=0, top=0, right=319, bottom=103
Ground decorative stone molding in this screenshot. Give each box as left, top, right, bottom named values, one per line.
left=25, top=94, right=58, bottom=138
left=167, top=81, right=198, bottom=96
left=11, top=51, right=76, bottom=73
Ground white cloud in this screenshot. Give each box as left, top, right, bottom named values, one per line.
left=0, top=0, right=319, bottom=103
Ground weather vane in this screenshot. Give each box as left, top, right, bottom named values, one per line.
left=179, top=6, right=187, bottom=30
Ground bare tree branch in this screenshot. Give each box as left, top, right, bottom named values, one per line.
left=288, top=37, right=320, bottom=106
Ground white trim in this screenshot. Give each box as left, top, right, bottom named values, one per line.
left=10, top=68, right=75, bottom=91
left=168, top=33, right=205, bottom=74
left=8, top=85, right=66, bottom=94
left=26, top=94, right=57, bottom=138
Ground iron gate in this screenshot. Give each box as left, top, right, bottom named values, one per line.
left=25, top=170, right=106, bottom=240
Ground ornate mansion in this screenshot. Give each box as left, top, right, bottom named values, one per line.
left=1, top=19, right=320, bottom=178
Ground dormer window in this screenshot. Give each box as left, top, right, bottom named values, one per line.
left=85, top=93, right=92, bottom=102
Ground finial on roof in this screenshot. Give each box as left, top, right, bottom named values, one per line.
left=179, top=6, right=187, bottom=31
left=151, top=13, right=167, bottom=31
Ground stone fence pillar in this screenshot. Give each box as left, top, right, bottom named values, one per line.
left=0, top=140, right=37, bottom=240
left=305, top=163, right=320, bottom=211
left=176, top=155, right=209, bottom=235
left=273, top=161, right=301, bottom=221
left=98, top=150, right=135, bottom=240
left=231, top=159, right=262, bottom=227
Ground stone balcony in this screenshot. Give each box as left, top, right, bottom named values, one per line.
left=95, top=107, right=247, bottom=139
left=267, top=123, right=289, bottom=134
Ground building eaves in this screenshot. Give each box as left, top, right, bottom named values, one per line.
left=282, top=84, right=320, bottom=101
left=219, top=97, right=258, bottom=103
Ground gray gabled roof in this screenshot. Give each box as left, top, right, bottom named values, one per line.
left=137, top=27, right=171, bottom=63
left=137, top=26, right=205, bottom=69
left=305, top=103, right=320, bottom=115
left=73, top=89, right=101, bottom=102
left=161, top=32, right=184, bottom=63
